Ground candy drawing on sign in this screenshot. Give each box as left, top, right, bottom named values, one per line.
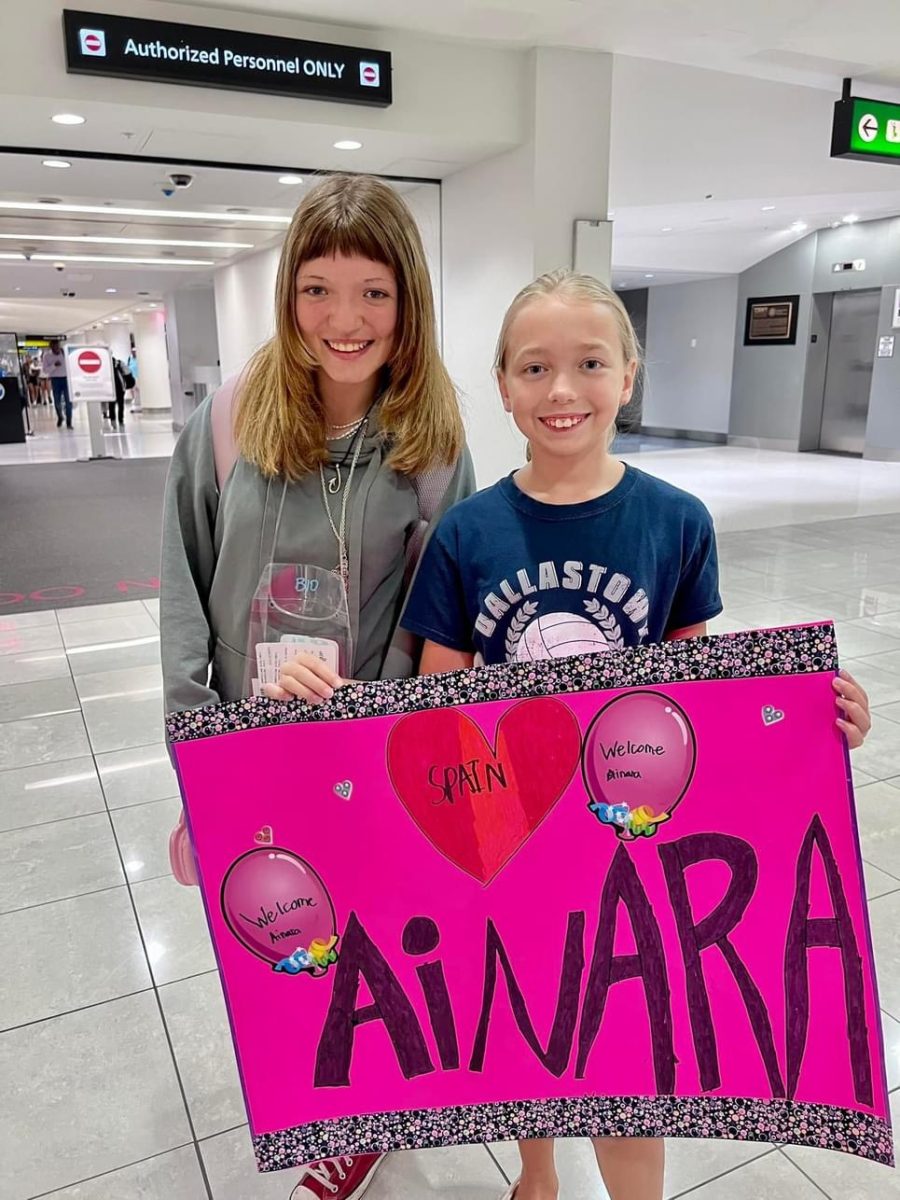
left=220, top=846, right=339, bottom=977
left=386, top=697, right=581, bottom=885
left=582, top=690, right=697, bottom=839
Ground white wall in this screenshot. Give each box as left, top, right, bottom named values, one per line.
left=441, top=47, right=614, bottom=485
left=214, top=244, right=282, bottom=381
left=442, top=145, right=535, bottom=484
left=643, top=277, right=739, bottom=435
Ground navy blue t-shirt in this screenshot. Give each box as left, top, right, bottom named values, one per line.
left=402, top=466, right=722, bottom=666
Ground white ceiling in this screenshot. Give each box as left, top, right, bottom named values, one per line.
left=2, top=0, right=900, bottom=324
left=161, top=0, right=900, bottom=91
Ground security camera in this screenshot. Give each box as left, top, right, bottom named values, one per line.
left=160, top=186, right=176, bottom=198
left=167, top=172, right=194, bottom=189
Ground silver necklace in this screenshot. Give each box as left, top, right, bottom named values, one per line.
left=319, top=418, right=368, bottom=590
left=326, top=418, right=365, bottom=447
left=326, top=416, right=365, bottom=435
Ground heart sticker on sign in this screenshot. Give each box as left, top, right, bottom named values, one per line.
left=254, top=825, right=273, bottom=845
left=762, top=705, right=785, bottom=726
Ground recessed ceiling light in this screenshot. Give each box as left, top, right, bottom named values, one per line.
left=31, top=253, right=214, bottom=265
left=105, top=288, right=117, bottom=293
left=42, top=159, right=71, bottom=169
left=52, top=113, right=85, bottom=125
left=333, top=140, right=363, bottom=151
left=842, top=213, right=860, bottom=224
left=661, top=226, right=673, bottom=232
left=790, top=221, right=808, bottom=232
left=0, top=200, right=289, bottom=225
left=761, top=205, right=776, bottom=211
left=278, top=174, right=304, bottom=185
left=0, top=252, right=25, bottom=260
left=645, top=273, right=655, bottom=278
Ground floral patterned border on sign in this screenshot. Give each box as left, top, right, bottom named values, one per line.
left=166, top=624, right=839, bottom=743
left=252, top=1093, right=893, bottom=1171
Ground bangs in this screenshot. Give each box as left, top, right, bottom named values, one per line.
left=294, top=206, right=397, bottom=274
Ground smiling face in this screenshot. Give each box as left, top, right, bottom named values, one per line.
left=294, top=254, right=398, bottom=392
left=498, top=296, right=636, bottom=463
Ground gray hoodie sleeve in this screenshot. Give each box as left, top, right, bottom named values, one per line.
left=159, top=399, right=221, bottom=713
left=381, top=446, right=477, bottom=679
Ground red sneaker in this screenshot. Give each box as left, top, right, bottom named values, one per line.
left=291, top=1153, right=385, bottom=1199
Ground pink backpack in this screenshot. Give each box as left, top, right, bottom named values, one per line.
left=168, top=377, right=455, bottom=885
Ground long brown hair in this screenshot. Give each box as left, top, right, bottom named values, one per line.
left=234, top=173, right=463, bottom=479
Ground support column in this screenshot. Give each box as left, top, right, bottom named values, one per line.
left=132, top=309, right=172, bottom=412
left=442, top=48, right=614, bottom=484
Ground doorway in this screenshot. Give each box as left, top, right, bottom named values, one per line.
left=818, top=288, right=880, bottom=455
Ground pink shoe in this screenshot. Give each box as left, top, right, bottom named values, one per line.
left=291, top=1153, right=385, bottom=1199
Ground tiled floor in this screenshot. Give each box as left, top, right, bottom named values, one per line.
left=1, top=453, right=900, bottom=1198
left=3, top=401, right=179, bottom=466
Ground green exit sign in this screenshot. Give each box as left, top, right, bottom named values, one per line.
left=832, top=96, right=900, bottom=164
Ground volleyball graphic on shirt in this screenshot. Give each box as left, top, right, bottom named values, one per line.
left=513, top=612, right=613, bottom=662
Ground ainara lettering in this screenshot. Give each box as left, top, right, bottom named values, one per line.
left=311, top=817, right=875, bottom=1114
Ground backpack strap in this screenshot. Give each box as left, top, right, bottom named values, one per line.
left=405, top=463, right=456, bottom=580
left=210, top=373, right=242, bottom=493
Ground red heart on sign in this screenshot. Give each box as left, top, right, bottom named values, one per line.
left=386, top=698, right=580, bottom=885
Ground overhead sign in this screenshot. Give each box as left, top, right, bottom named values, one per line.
left=65, top=344, right=114, bottom=403
left=832, top=95, right=900, bottom=164
left=63, top=9, right=392, bottom=107
left=167, top=624, right=893, bottom=1173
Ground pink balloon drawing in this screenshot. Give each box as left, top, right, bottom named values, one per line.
left=220, top=847, right=339, bottom=976
left=582, top=690, right=697, bottom=840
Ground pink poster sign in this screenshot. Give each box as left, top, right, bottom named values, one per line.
left=167, top=624, right=893, bottom=1173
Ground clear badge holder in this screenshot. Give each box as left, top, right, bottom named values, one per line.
left=244, top=564, right=352, bottom=698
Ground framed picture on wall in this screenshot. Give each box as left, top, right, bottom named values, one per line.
left=743, top=294, right=800, bottom=346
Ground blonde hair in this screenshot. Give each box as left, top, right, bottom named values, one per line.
left=235, top=173, right=463, bottom=479
left=494, top=268, right=641, bottom=376
left=494, top=269, right=641, bottom=454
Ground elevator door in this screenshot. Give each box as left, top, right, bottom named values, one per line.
left=818, top=289, right=879, bottom=454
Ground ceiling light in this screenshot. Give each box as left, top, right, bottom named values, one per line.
left=148, top=302, right=159, bottom=308
left=0, top=200, right=289, bottom=225
left=51, top=112, right=85, bottom=125
left=842, top=213, right=860, bottom=224
left=661, top=226, right=673, bottom=232
left=0, top=252, right=25, bottom=260
left=0, top=233, right=253, bottom=249
left=31, top=253, right=214, bottom=266
left=105, top=288, right=117, bottom=293
left=761, top=205, right=776, bottom=211
left=645, top=273, right=655, bottom=278
left=831, top=221, right=842, bottom=229
left=333, top=140, right=363, bottom=151
left=278, top=174, right=304, bottom=185
left=42, top=159, right=71, bottom=169
left=789, top=221, right=808, bottom=232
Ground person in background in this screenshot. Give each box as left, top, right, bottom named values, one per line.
left=109, top=358, right=126, bottom=428
left=41, top=338, right=72, bottom=429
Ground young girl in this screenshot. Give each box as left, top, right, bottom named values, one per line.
left=162, top=173, right=473, bottom=1200
left=396, top=269, right=873, bottom=1200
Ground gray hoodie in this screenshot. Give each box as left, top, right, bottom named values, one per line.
left=160, top=396, right=474, bottom=712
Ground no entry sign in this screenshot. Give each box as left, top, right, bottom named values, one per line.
left=65, top=344, right=114, bottom=402
left=77, top=349, right=102, bottom=374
